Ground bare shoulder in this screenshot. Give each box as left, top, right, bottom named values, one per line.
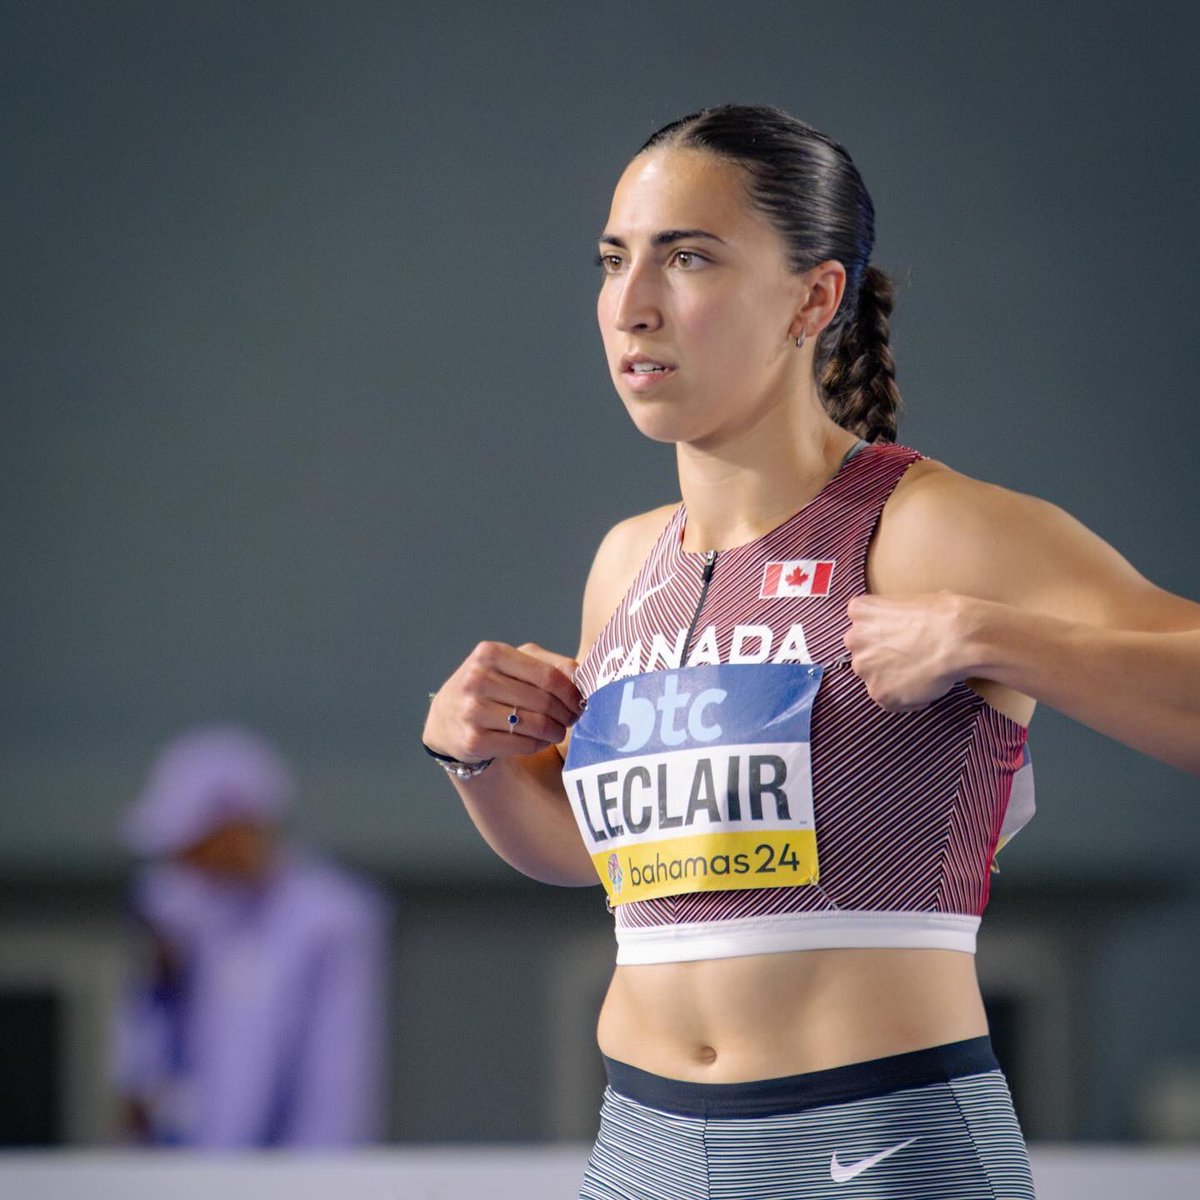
left=577, top=503, right=679, bottom=658
left=875, top=459, right=1059, bottom=588
left=591, top=504, right=679, bottom=580
left=873, top=458, right=1199, bottom=629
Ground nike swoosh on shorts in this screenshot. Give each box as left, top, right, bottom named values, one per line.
left=830, top=1135, right=919, bottom=1182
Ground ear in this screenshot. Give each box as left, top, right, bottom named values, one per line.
left=789, top=259, right=847, bottom=343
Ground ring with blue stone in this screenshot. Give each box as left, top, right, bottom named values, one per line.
left=507, top=708, right=520, bottom=731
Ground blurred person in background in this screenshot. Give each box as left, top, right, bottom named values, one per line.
left=111, top=724, right=390, bottom=1148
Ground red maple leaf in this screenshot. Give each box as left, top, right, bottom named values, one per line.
left=786, top=566, right=809, bottom=587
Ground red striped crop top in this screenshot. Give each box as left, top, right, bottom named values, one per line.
left=571, top=443, right=1030, bottom=965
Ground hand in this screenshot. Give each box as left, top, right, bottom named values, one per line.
left=424, top=642, right=584, bottom=764
left=843, top=593, right=971, bottom=711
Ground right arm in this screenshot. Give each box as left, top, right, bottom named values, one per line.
left=422, top=507, right=676, bottom=885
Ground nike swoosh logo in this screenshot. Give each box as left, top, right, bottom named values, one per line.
left=830, top=1136, right=918, bottom=1183
left=627, top=575, right=673, bottom=616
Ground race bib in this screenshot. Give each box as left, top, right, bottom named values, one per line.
left=563, top=663, right=822, bottom=906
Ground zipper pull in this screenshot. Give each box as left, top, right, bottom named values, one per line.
left=682, top=549, right=719, bottom=663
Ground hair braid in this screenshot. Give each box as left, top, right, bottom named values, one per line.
left=818, top=265, right=901, bottom=443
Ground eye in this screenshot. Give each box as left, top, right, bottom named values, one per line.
left=594, top=252, right=624, bottom=273
left=670, top=249, right=707, bottom=269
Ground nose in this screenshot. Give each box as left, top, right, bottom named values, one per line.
left=611, top=260, right=662, bottom=334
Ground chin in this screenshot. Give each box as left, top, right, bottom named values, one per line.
left=619, top=398, right=693, bottom=446
left=620, top=390, right=726, bottom=448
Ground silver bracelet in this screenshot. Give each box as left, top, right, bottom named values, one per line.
left=422, top=741, right=494, bottom=779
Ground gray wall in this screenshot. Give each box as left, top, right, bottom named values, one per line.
left=2, top=0, right=1198, bottom=1143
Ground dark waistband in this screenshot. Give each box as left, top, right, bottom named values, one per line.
left=603, top=1036, right=998, bottom=1119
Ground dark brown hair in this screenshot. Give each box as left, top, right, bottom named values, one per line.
left=640, top=105, right=901, bottom=442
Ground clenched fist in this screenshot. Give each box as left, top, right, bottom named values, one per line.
left=843, top=593, right=974, bottom=711
left=424, top=641, right=584, bottom=764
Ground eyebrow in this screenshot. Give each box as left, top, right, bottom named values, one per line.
left=598, top=228, right=727, bottom=248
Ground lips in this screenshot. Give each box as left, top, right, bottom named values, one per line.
left=620, top=353, right=677, bottom=386
left=619, top=352, right=676, bottom=372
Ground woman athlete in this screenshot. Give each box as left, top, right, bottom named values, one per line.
left=422, top=105, right=1200, bottom=1199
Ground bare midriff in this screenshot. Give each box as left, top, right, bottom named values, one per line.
left=596, top=947, right=988, bottom=1083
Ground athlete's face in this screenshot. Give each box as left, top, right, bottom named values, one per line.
left=596, top=147, right=814, bottom=447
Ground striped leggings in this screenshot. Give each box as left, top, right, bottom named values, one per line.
left=579, top=1037, right=1035, bottom=1199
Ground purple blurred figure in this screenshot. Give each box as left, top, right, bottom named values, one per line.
left=111, top=725, right=390, bottom=1147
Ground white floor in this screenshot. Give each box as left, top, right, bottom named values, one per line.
left=0, top=1145, right=1197, bottom=1199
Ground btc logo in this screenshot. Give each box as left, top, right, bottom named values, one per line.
left=616, top=673, right=727, bottom=752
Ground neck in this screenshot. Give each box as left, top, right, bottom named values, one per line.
left=677, top=396, right=860, bottom=552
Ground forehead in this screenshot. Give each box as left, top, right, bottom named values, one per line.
left=603, top=146, right=772, bottom=244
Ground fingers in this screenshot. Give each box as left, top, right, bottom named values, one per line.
left=460, top=691, right=570, bottom=749
left=514, top=642, right=583, bottom=713
left=841, top=593, right=961, bottom=712
left=467, top=641, right=582, bottom=717
left=424, top=640, right=585, bottom=765
left=492, top=697, right=567, bottom=748
left=490, top=673, right=578, bottom=731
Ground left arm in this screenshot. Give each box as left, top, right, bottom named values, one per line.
left=846, top=461, right=1200, bottom=774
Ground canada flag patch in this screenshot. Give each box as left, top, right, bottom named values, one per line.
left=760, top=559, right=835, bottom=599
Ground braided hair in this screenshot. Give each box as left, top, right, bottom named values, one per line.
left=640, top=105, right=902, bottom=442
